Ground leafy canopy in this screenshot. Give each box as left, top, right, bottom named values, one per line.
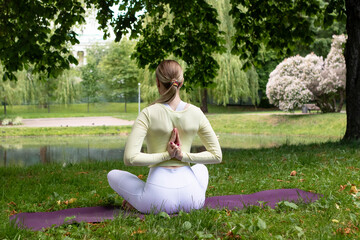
left=1, top=0, right=225, bottom=90
left=229, top=0, right=322, bottom=69
left=0, top=0, right=85, bottom=80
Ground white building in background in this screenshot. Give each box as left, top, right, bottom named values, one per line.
left=72, top=11, right=114, bottom=66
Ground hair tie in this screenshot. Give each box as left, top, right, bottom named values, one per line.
left=172, top=79, right=179, bottom=87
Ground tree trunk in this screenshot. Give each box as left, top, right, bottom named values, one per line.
left=87, top=95, right=90, bottom=113
left=3, top=96, right=6, bottom=116
left=200, top=88, right=208, bottom=113
left=344, top=0, right=360, bottom=140
left=336, top=90, right=345, bottom=113
left=124, top=95, right=127, bottom=113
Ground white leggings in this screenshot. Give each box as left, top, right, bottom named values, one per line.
left=107, top=164, right=208, bottom=214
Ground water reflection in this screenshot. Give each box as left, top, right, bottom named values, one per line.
left=0, top=134, right=335, bottom=167
left=0, top=136, right=127, bottom=167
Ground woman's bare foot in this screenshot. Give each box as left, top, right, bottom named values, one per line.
left=122, top=200, right=136, bottom=211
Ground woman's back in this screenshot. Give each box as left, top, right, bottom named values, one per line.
left=124, top=103, right=221, bottom=167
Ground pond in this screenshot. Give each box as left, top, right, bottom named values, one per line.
left=0, top=134, right=337, bottom=167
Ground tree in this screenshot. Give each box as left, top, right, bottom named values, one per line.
left=266, top=54, right=322, bottom=112
left=343, top=0, right=360, bottom=140
left=210, top=54, right=259, bottom=106
left=54, top=69, right=81, bottom=105
left=81, top=62, right=101, bottom=112
left=319, top=34, right=346, bottom=112
left=0, top=0, right=84, bottom=80
left=209, top=0, right=259, bottom=107
left=99, top=40, right=140, bottom=112
left=94, top=0, right=225, bottom=113
left=230, top=0, right=360, bottom=140
left=0, top=66, right=24, bottom=115
left=266, top=35, right=346, bottom=112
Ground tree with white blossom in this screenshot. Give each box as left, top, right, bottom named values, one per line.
left=266, top=34, right=346, bottom=113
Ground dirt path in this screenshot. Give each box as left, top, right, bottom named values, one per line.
left=19, top=117, right=134, bottom=127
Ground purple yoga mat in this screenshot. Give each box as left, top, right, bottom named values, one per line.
left=9, top=188, right=320, bottom=231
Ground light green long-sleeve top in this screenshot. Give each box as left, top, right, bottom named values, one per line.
left=124, top=103, right=222, bottom=167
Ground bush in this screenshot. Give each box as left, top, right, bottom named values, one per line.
left=1, top=118, right=11, bottom=126
left=12, top=117, right=23, bottom=125
left=266, top=35, right=346, bottom=112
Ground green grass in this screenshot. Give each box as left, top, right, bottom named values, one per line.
left=1, top=109, right=346, bottom=138
left=1, top=141, right=360, bottom=239
left=1, top=103, right=142, bottom=120
left=0, top=126, right=132, bottom=137
left=0, top=103, right=356, bottom=238
left=208, top=113, right=346, bottom=138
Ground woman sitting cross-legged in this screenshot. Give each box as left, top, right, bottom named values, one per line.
left=107, top=60, right=222, bottom=214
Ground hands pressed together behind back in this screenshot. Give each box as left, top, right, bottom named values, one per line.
left=167, top=128, right=183, bottom=160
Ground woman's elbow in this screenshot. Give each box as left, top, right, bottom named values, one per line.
left=215, top=154, right=222, bottom=163
left=123, top=154, right=135, bottom=166
left=215, top=151, right=222, bottom=163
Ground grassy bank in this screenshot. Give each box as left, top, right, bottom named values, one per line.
left=208, top=113, right=346, bottom=138
left=1, top=103, right=143, bottom=120
left=1, top=103, right=275, bottom=120
left=0, top=126, right=132, bottom=137
left=1, top=141, right=360, bottom=239
left=1, top=112, right=346, bottom=138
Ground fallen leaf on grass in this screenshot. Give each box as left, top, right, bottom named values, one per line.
left=277, top=179, right=290, bottom=183
left=137, top=174, right=145, bottom=180
left=350, top=185, right=358, bottom=194
left=7, top=201, right=16, bottom=206
left=57, top=198, right=77, bottom=205
left=6, top=209, right=18, bottom=216
left=337, top=227, right=352, bottom=235
left=290, top=170, right=297, bottom=176
left=225, top=208, right=231, bottom=216
left=226, top=231, right=240, bottom=239
left=339, top=185, right=347, bottom=191
left=131, top=228, right=147, bottom=236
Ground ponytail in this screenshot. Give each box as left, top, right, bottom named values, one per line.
left=153, top=60, right=184, bottom=104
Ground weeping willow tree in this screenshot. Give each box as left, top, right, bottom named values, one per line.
left=14, top=68, right=81, bottom=112
left=54, top=69, right=81, bottom=105
left=206, top=0, right=259, bottom=106
left=0, top=66, right=24, bottom=115
left=210, top=54, right=258, bottom=106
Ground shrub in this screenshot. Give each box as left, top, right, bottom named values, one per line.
left=1, top=118, right=11, bottom=126
left=12, top=117, right=23, bottom=125
left=266, top=35, right=346, bottom=112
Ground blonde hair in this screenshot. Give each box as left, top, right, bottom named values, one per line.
left=153, top=60, right=184, bottom=104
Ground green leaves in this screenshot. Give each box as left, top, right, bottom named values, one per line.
left=230, top=0, right=322, bottom=67
left=182, top=221, right=192, bottom=230
left=0, top=0, right=86, bottom=81
left=277, top=201, right=299, bottom=210
left=256, top=217, right=267, bottom=230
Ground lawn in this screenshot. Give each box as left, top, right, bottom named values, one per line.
left=1, top=104, right=359, bottom=239
left=1, top=142, right=360, bottom=239
left=1, top=102, right=271, bottom=120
